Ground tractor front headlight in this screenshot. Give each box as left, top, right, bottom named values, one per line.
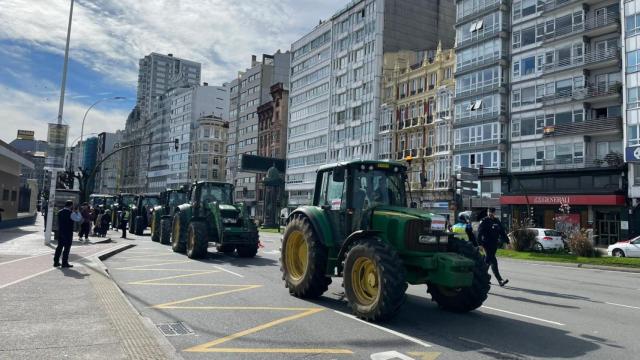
left=222, top=218, right=238, bottom=224
left=418, top=235, right=447, bottom=245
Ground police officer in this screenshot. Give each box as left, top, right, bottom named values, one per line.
left=452, top=212, right=478, bottom=247
left=120, top=206, right=130, bottom=239
left=478, top=207, right=510, bottom=287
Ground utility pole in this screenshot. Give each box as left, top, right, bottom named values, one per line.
left=44, top=0, right=74, bottom=245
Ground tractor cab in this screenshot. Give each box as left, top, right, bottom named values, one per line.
left=129, top=193, right=160, bottom=235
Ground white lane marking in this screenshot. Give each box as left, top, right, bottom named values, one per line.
left=371, top=351, right=415, bottom=360
left=0, top=268, right=56, bottom=290
left=0, top=253, right=52, bottom=266
left=334, top=310, right=431, bottom=348
left=522, top=262, right=640, bottom=275
left=605, top=302, right=640, bottom=310
left=213, top=265, right=244, bottom=278
left=262, top=250, right=280, bottom=255
left=481, top=306, right=565, bottom=326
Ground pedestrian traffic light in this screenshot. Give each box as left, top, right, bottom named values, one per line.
left=174, top=138, right=179, bottom=151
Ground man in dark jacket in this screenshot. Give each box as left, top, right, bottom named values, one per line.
left=54, top=200, right=75, bottom=268
left=478, top=207, right=509, bottom=287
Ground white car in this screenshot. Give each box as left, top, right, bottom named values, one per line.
left=529, top=228, right=565, bottom=252
left=607, top=237, right=640, bottom=258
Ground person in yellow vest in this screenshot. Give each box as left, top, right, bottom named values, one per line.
left=452, top=213, right=478, bottom=247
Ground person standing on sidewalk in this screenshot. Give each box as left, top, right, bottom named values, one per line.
left=78, top=203, right=91, bottom=243
left=54, top=200, right=74, bottom=268
left=120, top=207, right=130, bottom=239
left=478, top=207, right=510, bottom=287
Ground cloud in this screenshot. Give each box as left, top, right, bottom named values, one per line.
left=0, top=0, right=345, bottom=87
left=0, top=84, right=129, bottom=144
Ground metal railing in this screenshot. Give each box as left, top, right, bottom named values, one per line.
left=541, top=48, right=619, bottom=75
left=454, top=106, right=506, bottom=126
left=456, top=79, right=506, bottom=98
left=456, top=23, right=508, bottom=49
left=456, top=53, right=506, bottom=74
left=540, top=82, right=621, bottom=105
left=542, top=12, right=619, bottom=44
left=514, top=154, right=624, bottom=172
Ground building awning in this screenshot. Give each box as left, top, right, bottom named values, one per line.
left=500, top=195, right=626, bottom=206
left=0, top=139, right=34, bottom=169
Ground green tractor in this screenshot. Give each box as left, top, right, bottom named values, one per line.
left=128, top=193, right=161, bottom=236
left=280, top=160, right=490, bottom=322
left=111, top=193, right=136, bottom=230
left=150, top=187, right=189, bottom=244
left=170, top=181, right=260, bottom=259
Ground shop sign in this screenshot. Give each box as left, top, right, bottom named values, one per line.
left=532, top=196, right=571, bottom=205
left=501, top=195, right=626, bottom=206
left=626, top=146, right=640, bottom=163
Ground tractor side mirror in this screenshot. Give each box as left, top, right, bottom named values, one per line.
left=332, top=167, right=345, bottom=183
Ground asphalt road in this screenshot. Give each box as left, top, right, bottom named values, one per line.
left=104, top=231, right=640, bottom=360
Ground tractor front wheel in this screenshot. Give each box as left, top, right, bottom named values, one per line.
left=160, top=218, right=172, bottom=245
left=427, top=238, right=490, bottom=313
left=186, top=221, right=208, bottom=259
left=344, top=240, right=407, bottom=322
left=134, top=216, right=145, bottom=235
left=280, top=215, right=330, bottom=299
left=171, top=213, right=186, bottom=253
left=151, top=214, right=160, bottom=242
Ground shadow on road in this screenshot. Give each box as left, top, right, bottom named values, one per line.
left=60, top=268, right=90, bottom=279
left=189, top=251, right=279, bottom=268
left=502, top=285, right=597, bottom=302
left=489, top=292, right=581, bottom=310
left=0, top=227, right=41, bottom=243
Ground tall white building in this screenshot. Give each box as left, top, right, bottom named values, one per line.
left=166, top=84, right=229, bottom=189
left=286, top=0, right=455, bottom=206
left=95, top=131, right=123, bottom=194
left=122, top=53, right=201, bottom=193
left=624, top=0, right=640, bottom=234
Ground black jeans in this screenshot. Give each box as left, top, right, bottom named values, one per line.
left=484, top=247, right=503, bottom=282
left=79, top=222, right=90, bottom=239
left=121, top=220, right=128, bottom=238
left=54, top=236, right=72, bottom=265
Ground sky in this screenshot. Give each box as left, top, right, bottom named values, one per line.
left=0, top=0, right=346, bottom=144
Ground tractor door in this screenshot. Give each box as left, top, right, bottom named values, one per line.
left=318, top=169, right=349, bottom=243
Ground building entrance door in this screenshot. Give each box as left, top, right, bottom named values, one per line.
left=595, top=211, right=620, bottom=246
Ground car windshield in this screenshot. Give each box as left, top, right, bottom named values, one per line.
left=544, top=230, right=562, bottom=237
left=352, top=167, right=406, bottom=209
left=200, top=184, right=233, bottom=204
left=142, top=197, right=160, bottom=207
left=169, top=192, right=187, bottom=207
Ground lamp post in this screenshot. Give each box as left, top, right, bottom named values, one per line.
left=78, top=96, right=126, bottom=168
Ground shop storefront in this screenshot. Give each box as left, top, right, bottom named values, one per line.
left=501, top=194, right=628, bottom=246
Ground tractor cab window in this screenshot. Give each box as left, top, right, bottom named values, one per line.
left=352, top=168, right=406, bottom=209
left=142, top=197, right=160, bottom=207
left=318, top=170, right=346, bottom=209
left=200, top=184, right=233, bottom=205
left=122, top=195, right=136, bottom=206
left=169, top=192, right=187, bottom=207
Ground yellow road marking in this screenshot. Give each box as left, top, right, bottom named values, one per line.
left=129, top=270, right=220, bottom=284
left=158, top=306, right=316, bottom=311
left=114, top=260, right=190, bottom=270
left=188, top=348, right=353, bottom=354
left=117, top=254, right=175, bottom=260
left=184, top=308, right=326, bottom=352
left=408, top=352, right=442, bottom=360
left=153, top=285, right=262, bottom=308
left=117, top=268, right=200, bottom=272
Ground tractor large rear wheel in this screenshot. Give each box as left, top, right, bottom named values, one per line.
left=427, top=238, right=490, bottom=312
left=187, top=221, right=208, bottom=259
left=237, top=244, right=258, bottom=258
left=280, top=215, right=330, bottom=299
left=151, top=214, right=160, bottom=242
left=159, top=218, right=172, bottom=245
left=171, top=213, right=186, bottom=253
left=344, top=240, right=407, bottom=322
left=134, top=216, right=145, bottom=236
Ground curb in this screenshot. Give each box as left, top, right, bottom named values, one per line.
left=87, top=245, right=184, bottom=360
left=500, top=257, right=640, bottom=273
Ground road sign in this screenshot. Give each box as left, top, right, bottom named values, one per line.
left=45, top=123, right=68, bottom=170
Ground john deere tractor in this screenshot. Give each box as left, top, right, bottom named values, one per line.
left=129, top=193, right=161, bottom=236
left=150, top=187, right=189, bottom=244
left=280, top=160, right=490, bottom=322
left=170, top=181, right=259, bottom=259
left=111, top=193, right=136, bottom=230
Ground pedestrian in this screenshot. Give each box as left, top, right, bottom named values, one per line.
left=120, top=206, right=130, bottom=239
left=452, top=212, right=478, bottom=247
left=478, top=207, right=510, bottom=287
left=78, top=203, right=91, bottom=243
left=42, top=201, right=48, bottom=232
left=53, top=200, right=75, bottom=268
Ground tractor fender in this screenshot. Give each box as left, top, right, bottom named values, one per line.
left=288, top=207, right=336, bottom=247
left=336, top=230, right=383, bottom=270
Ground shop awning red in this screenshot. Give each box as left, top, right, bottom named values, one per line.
left=500, top=195, right=626, bottom=206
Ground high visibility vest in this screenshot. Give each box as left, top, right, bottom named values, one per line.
left=452, top=223, right=468, bottom=240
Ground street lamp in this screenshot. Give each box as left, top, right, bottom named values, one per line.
left=78, top=96, right=126, bottom=169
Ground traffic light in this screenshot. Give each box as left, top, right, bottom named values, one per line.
left=174, top=138, right=179, bottom=151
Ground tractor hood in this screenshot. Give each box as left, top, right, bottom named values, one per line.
left=371, top=206, right=447, bottom=232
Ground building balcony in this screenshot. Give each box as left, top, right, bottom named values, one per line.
left=540, top=82, right=622, bottom=106
left=396, top=149, right=419, bottom=161
left=542, top=116, right=622, bottom=138
left=542, top=12, right=620, bottom=46
left=541, top=48, right=620, bottom=76
left=454, top=139, right=505, bottom=151
left=454, top=107, right=507, bottom=127
left=455, top=54, right=508, bottom=75
left=397, top=117, right=423, bottom=130
left=455, top=81, right=507, bottom=100
left=455, top=0, right=505, bottom=26
left=513, top=154, right=624, bottom=173
left=456, top=23, right=509, bottom=49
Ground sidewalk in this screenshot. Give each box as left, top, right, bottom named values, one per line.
left=0, top=217, right=178, bottom=359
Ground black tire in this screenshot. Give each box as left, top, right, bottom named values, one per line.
left=237, top=244, right=258, bottom=258
left=187, top=221, right=208, bottom=259
left=151, top=214, right=160, bottom=242
left=217, top=245, right=235, bottom=255
left=160, top=218, right=172, bottom=245
left=134, top=216, right=145, bottom=236
left=427, top=238, right=490, bottom=313
left=532, top=242, right=544, bottom=252
left=280, top=215, right=330, bottom=299
left=171, top=213, right=186, bottom=253
left=612, top=249, right=625, bottom=257
left=128, top=216, right=136, bottom=234
left=343, top=239, right=407, bottom=322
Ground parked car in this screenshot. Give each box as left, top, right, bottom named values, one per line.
left=607, top=237, right=640, bottom=258
left=529, top=228, right=565, bottom=252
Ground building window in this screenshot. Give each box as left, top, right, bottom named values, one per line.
left=626, top=14, right=640, bottom=37
left=627, top=50, right=640, bottom=73
left=2, top=189, right=9, bottom=201
left=11, top=190, right=17, bottom=201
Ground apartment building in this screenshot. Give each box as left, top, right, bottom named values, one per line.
left=286, top=0, right=455, bottom=207
left=122, top=53, right=201, bottom=193
left=166, top=84, right=229, bottom=189
left=380, top=46, right=456, bottom=216
left=95, top=131, right=122, bottom=195
left=226, top=53, right=290, bottom=216
left=189, top=115, right=228, bottom=183
left=499, top=0, right=627, bottom=244
left=453, top=0, right=511, bottom=215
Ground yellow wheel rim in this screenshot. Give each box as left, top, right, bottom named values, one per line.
left=188, top=227, right=195, bottom=250
left=151, top=215, right=156, bottom=233
left=173, top=218, right=180, bottom=244
left=285, top=230, right=308, bottom=281
left=351, top=257, right=380, bottom=306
